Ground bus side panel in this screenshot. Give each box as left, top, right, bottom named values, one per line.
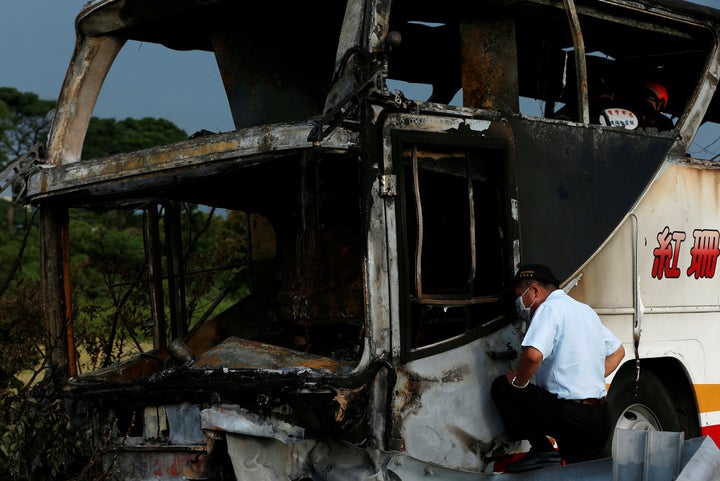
left=508, top=117, right=674, bottom=280
left=571, top=162, right=720, bottom=443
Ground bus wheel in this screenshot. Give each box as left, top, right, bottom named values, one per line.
left=604, top=369, right=682, bottom=455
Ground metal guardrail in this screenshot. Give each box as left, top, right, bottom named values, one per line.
left=381, top=430, right=720, bottom=480
left=614, top=430, right=720, bottom=481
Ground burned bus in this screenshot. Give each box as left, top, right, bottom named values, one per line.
left=17, top=0, right=720, bottom=478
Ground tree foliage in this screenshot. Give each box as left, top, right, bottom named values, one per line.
left=0, top=87, right=188, bottom=169
left=0, top=88, right=250, bottom=480
left=0, top=87, right=55, bottom=168
left=69, top=208, right=152, bottom=370
left=83, top=117, right=188, bottom=159
left=0, top=381, right=83, bottom=480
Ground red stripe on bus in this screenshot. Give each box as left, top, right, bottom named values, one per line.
left=701, top=424, right=720, bottom=444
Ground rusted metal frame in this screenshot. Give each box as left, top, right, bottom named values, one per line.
left=63, top=217, right=77, bottom=378
left=460, top=17, right=519, bottom=113
left=466, top=162, right=476, bottom=295
left=411, top=144, right=423, bottom=296
left=143, top=206, right=167, bottom=351
left=38, top=33, right=123, bottom=378
left=39, top=207, right=76, bottom=377
left=163, top=202, right=188, bottom=341
left=409, top=146, right=477, bottom=299
left=38, top=33, right=123, bottom=377
left=323, top=0, right=371, bottom=115
left=563, top=0, right=590, bottom=125
left=308, top=62, right=385, bottom=144
left=676, top=24, right=720, bottom=154
left=533, top=0, right=698, bottom=39
left=373, top=107, right=402, bottom=362
left=406, top=149, right=486, bottom=302
left=383, top=115, right=512, bottom=308
left=193, top=272, right=243, bottom=329
left=0, top=144, right=44, bottom=203
left=369, top=0, right=389, bottom=53
left=332, top=0, right=368, bottom=74
left=414, top=296, right=502, bottom=306
left=27, top=125, right=359, bottom=202
left=46, top=35, right=124, bottom=167
left=363, top=100, right=403, bottom=450
left=311, top=0, right=389, bottom=143
left=540, top=0, right=711, bottom=129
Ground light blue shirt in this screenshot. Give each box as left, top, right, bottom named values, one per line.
left=522, top=289, right=621, bottom=400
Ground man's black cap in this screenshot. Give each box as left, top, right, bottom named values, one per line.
left=514, top=264, right=559, bottom=286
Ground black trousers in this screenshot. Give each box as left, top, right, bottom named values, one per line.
left=490, top=375, right=611, bottom=464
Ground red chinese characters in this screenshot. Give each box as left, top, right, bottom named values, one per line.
left=651, top=227, right=720, bottom=279
left=652, top=226, right=685, bottom=279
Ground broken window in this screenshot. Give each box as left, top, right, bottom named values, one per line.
left=398, top=139, right=513, bottom=356
left=386, top=1, right=713, bottom=131
left=536, top=8, right=710, bottom=131
left=67, top=202, right=251, bottom=371
left=94, top=42, right=233, bottom=138
left=81, top=1, right=347, bottom=139
left=69, top=152, right=366, bottom=378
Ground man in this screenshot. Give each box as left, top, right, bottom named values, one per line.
left=491, top=264, right=625, bottom=472
left=635, top=81, right=674, bottom=131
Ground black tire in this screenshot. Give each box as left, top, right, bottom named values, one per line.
left=603, top=369, right=682, bottom=456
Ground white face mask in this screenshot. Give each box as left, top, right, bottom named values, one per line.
left=515, top=286, right=536, bottom=321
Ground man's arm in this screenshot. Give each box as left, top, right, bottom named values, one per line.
left=604, top=345, right=625, bottom=377
left=506, top=346, right=543, bottom=387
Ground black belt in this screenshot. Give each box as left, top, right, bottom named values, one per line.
left=569, top=397, right=606, bottom=406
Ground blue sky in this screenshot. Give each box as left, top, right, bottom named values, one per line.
left=0, top=0, right=233, bottom=135
left=1, top=0, right=719, bottom=139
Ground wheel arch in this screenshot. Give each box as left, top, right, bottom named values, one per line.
left=609, top=356, right=701, bottom=438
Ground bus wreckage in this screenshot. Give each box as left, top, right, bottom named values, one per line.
left=17, top=0, right=720, bottom=478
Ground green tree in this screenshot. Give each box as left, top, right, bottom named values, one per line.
left=0, top=87, right=188, bottom=177
left=180, top=206, right=249, bottom=331
left=0, top=89, right=194, bottom=378
left=0, top=200, right=41, bottom=387
left=69, top=207, right=151, bottom=370
left=83, top=117, right=187, bottom=159
left=0, top=87, right=55, bottom=168
left=0, top=88, right=196, bottom=480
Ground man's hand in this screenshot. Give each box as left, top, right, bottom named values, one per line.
left=508, top=346, right=543, bottom=387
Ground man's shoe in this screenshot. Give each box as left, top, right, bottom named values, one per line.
left=505, top=450, right=562, bottom=473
